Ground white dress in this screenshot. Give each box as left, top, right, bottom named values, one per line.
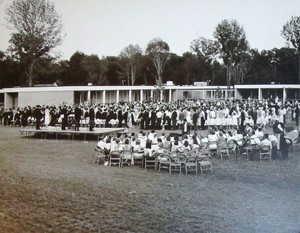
left=44, top=108, right=50, bottom=126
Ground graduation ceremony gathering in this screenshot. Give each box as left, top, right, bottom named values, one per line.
left=0, top=0, right=300, bottom=232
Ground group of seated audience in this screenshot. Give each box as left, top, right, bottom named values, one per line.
left=96, top=119, right=297, bottom=166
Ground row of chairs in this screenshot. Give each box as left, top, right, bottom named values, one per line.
left=93, top=147, right=144, bottom=167
left=94, top=146, right=213, bottom=175
left=156, top=152, right=213, bottom=175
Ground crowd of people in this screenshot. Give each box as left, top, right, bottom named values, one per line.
left=1, top=98, right=299, bottom=161
left=0, top=98, right=299, bottom=131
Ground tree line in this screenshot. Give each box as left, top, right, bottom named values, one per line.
left=1, top=0, right=300, bottom=88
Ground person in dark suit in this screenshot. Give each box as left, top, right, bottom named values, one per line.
left=251, top=107, right=258, bottom=126
left=240, top=108, right=246, bottom=131
left=171, top=109, right=177, bottom=130
left=117, top=108, right=123, bottom=127
left=295, top=104, right=300, bottom=126
left=74, top=105, right=82, bottom=131
left=279, top=132, right=291, bottom=159
left=89, top=105, right=95, bottom=131
left=33, top=106, right=42, bottom=130
left=192, top=110, right=199, bottom=132
left=60, top=105, right=68, bottom=130
left=150, top=109, right=157, bottom=129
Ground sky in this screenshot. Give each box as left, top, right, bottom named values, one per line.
left=0, top=0, right=300, bottom=60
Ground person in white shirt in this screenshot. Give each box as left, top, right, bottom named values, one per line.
left=259, top=133, right=272, bottom=149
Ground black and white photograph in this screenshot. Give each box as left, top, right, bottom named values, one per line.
left=0, top=0, right=300, bottom=232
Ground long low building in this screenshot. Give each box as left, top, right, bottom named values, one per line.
left=0, top=84, right=300, bottom=109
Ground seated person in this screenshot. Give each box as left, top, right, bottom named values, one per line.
left=163, top=136, right=171, bottom=151
left=208, top=130, right=218, bottom=150
left=156, top=138, right=166, bottom=154
left=110, top=138, right=122, bottom=155
left=259, top=133, right=272, bottom=149
left=180, top=140, right=191, bottom=152
left=122, top=138, right=132, bottom=152
left=255, top=127, right=264, bottom=139
left=217, top=131, right=227, bottom=148
left=250, top=131, right=260, bottom=146
left=170, top=139, right=183, bottom=153
left=208, top=130, right=218, bottom=142
left=144, top=139, right=155, bottom=157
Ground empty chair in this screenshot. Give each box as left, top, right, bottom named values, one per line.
left=292, top=138, right=300, bottom=154
left=259, top=145, right=272, bottom=161
left=169, top=154, right=186, bottom=174
left=158, top=153, right=171, bottom=172
left=109, top=150, right=121, bottom=167
left=93, top=147, right=106, bottom=165
left=185, top=156, right=198, bottom=175
left=144, top=154, right=157, bottom=170
left=198, top=148, right=213, bottom=174
left=217, top=141, right=230, bottom=160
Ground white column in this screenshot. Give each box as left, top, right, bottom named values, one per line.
left=283, top=88, right=287, bottom=102
left=140, top=90, right=143, bottom=102
left=87, top=90, right=91, bottom=103
left=258, top=88, right=262, bottom=100
left=116, top=90, right=120, bottom=103
left=169, top=89, right=172, bottom=103
left=151, top=90, right=154, bottom=100
left=128, top=90, right=132, bottom=102
left=160, top=89, right=163, bottom=102
left=102, top=90, right=106, bottom=104
left=234, top=87, right=237, bottom=99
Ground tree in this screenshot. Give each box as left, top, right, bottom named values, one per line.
left=119, top=44, right=142, bottom=85
left=5, top=0, right=64, bottom=86
left=67, top=51, right=87, bottom=85
left=80, top=55, right=102, bottom=85
left=0, top=51, right=22, bottom=88
left=213, top=19, right=249, bottom=87
left=282, top=16, right=300, bottom=84
left=146, top=38, right=170, bottom=86
left=191, top=37, right=220, bottom=84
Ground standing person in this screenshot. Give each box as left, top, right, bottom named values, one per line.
left=60, top=105, right=68, bottom=130
left=150, top=108, right=157, bottom=130
left=0, top=107, right=3, bottom=124
left=156, top=109, right=163, bottom=130
left=192, top=109, right=199, bottom=132
left=7, top=108, right=13, bottom=126
left=171, top=108, right=177, bottom=130
left=74, top=105, right=82, bottom=131
left=44, top=106, right=50, bottom=127
left=251, top=106, right=258, bottom=126
left=182, top=119, right=189, bottom=135
left=117, top=108, right=123, bottom=127
left=240, top=108, right=246, bottom=131
left=33, top=105, right=42, bottom=130
left=295, top=103, right=300, bottom=127
left=89, top=105, right=95, bottom=131
left=200, top=107, right=206, bottom=130
left=278, top=132, right=290, bottom=159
